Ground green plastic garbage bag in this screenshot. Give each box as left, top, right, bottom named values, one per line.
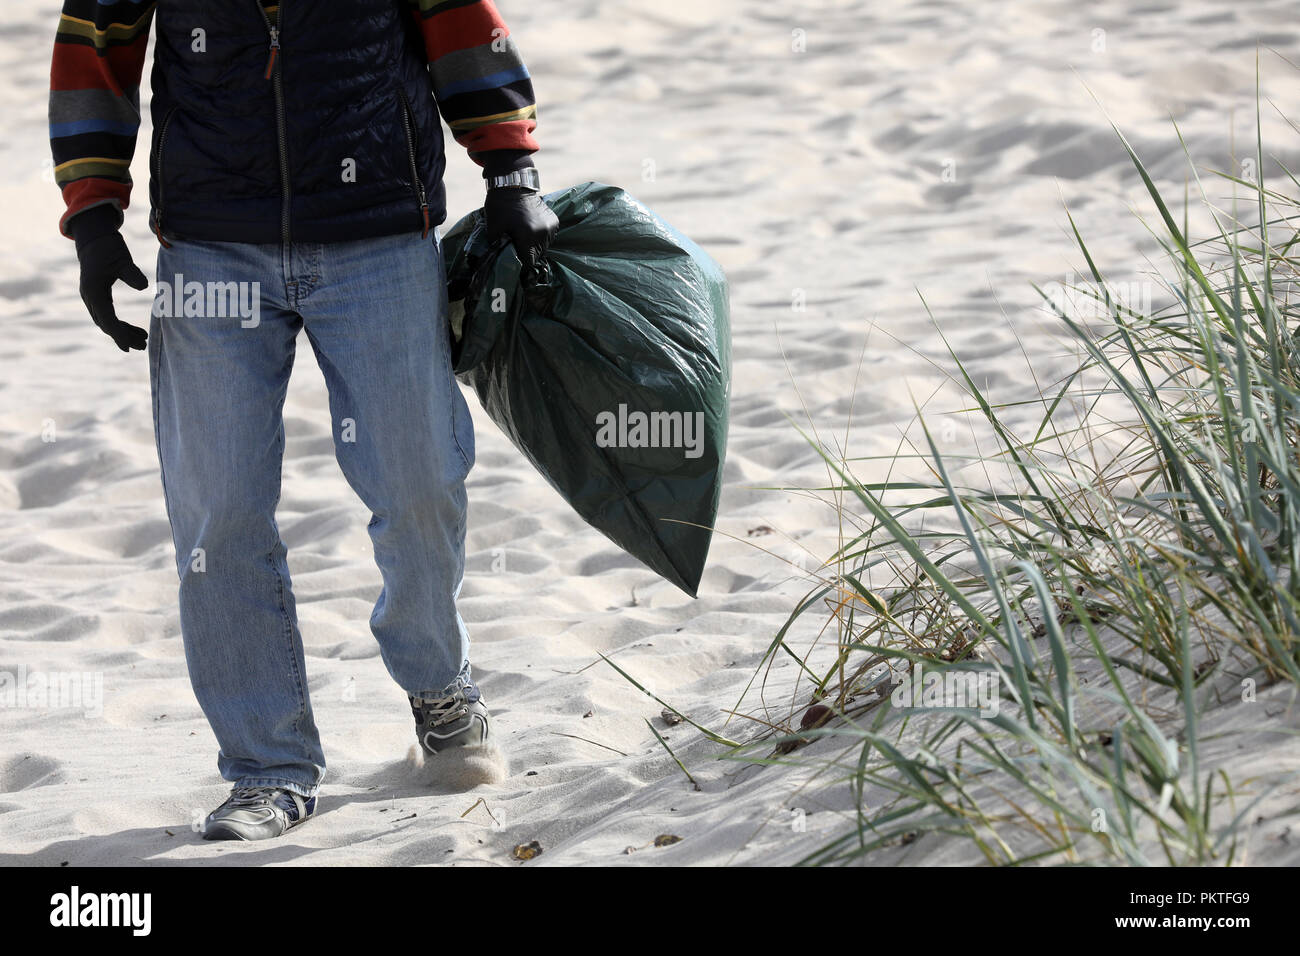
left=442, top=181, right=731, bottom=597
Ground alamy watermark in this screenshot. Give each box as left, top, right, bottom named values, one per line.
left=891, top=662, right=1000, bottom=718
left=1044, top=270, right=1153, bottom=321
left=49, top=886, right=150, bottom=936
left=153, top=273, right=261, bottom=328
left=0, top=665, right=103, bottom=718
left=595, top=403, right=706, bottom=459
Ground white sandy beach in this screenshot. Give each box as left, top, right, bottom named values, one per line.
left=2, top=0, right=1299, bottom=865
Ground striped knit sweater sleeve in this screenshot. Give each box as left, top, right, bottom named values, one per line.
left=49, top=0, right=156, bottom=240
left=407, top=0, right=541, bottom=178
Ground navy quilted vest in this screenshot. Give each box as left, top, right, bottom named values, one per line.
left=148, top=0, right=445, bottom=244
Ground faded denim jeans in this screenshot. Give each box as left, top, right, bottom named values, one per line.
left=148, top=228, right=475, bottom=798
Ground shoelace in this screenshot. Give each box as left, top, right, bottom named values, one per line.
left=415, top=693, right=470, bottom=727
left=228, top=786, right=282, bottom=806
left=224, top=786, right=305, bottom=823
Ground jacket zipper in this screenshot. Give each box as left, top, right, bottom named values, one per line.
left=151, top=108, right=177, bottom=248
left=256, top=1, right=291, bottom=246
left=397, top=89, right=430, bottom=238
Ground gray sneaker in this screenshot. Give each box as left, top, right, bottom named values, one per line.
left=201, top=785, right=316, bottom=841
left=410, top=686, right=491, bottom=755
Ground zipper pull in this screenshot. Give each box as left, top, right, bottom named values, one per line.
left=151, top=215, right=172, bottom=249
left=421, top=203, right=430, bottom=239
left=264, top=28, right=280, bottom=79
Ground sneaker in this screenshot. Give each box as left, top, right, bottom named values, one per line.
left=201, top=785, right=316, bottom=841
left=410, top=685, right=491, bottom=755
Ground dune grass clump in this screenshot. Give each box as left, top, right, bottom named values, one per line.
left=732, top=94, right=1300, bottom=865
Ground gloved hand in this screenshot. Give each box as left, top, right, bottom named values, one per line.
left=75, top=223, right=149, bottom=352
left=483, top=185, right=559, bottom=276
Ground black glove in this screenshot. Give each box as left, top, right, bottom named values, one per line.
left=72, top=207, right=149, bottom=352
left=482, top=185, right=559, bottom=276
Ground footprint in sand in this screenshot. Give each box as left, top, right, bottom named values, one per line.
left=0, top=754, right=65, bottom=793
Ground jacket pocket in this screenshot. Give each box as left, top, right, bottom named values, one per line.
left=395, top=89, right=430, bottom=237
left=151, top=107, right=179, bottom=245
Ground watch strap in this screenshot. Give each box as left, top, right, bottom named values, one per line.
left=486, top=167, right=541, bottom=191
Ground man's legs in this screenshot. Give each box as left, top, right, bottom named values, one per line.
left=293, top=229, right=476, bottom=699
left=149, top=237, right=324, bottom=798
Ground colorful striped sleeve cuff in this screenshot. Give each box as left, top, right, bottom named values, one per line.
left=49, top=0, right=156, bottom=238
left=407, top=0, right=541, bottom=167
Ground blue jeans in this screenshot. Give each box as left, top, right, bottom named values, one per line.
left=148, top=229, right=475, bottom=798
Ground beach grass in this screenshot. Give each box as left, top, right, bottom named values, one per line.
left=724, top=86, right=1300, bottom=865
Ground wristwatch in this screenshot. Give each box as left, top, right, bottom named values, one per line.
left=486, top=167, right=541, bottom=191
